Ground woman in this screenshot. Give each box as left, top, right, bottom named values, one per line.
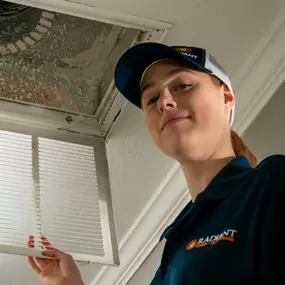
left=28, top=43, right=285, bottom=285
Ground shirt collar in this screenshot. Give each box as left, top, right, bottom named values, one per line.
left=196, top=155, right=252, bottom=201
left=160, top=156, right=252, bottom=240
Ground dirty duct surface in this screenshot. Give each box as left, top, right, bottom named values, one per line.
left=0, top=1, right=138, bottom=115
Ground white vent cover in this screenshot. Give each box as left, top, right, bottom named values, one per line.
left=0, top=129, right=118, bottom=265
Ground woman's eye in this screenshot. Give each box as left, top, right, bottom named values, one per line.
left=176, top=84, right=193, bottom=91
left=147, top=97, right=159, bottom=106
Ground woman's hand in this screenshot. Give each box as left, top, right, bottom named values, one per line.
left=27, top=236, right=85, bottom=285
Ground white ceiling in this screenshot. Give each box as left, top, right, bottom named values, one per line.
left=2, top=0, right=285, bottom=284
left=76, top=0, right=285, bottom=77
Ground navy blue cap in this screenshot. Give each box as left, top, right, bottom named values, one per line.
left=114, top=43, right=212, bottom=109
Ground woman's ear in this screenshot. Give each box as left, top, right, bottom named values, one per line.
left=223, top=84, right=235, bottom=111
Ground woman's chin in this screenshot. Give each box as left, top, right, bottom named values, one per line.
left=161, top=136, right=200, bottom=160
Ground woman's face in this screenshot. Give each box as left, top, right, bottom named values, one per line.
left=140, top=61, right=235, bottom=162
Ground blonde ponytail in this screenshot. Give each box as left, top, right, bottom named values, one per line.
left=231, top=130, right=258, bottom=167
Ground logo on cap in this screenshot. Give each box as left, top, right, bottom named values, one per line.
left=175, top=47, right=192, bottom=53
left=175, top=47, right=198, bottom=59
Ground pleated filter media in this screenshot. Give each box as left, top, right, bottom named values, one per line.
left=0, top=130, right=118, bottom=265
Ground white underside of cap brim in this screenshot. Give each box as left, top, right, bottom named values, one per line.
left=140, top=59, right=169, bottom=86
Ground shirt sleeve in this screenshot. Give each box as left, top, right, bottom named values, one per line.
left=149, top=267, right=163, bottom=285
left=258, top=167, right=285, bottom=284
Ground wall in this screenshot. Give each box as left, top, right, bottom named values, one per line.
left=243, top=81, right=285, bottom=159
left=127, top=240, right=165, bottom=285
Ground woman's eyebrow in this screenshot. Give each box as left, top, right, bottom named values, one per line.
left=140, top=81, right=155, bottom=96
left=140, top=68, right=196, bottom=96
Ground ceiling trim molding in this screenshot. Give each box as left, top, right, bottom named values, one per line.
left=232, top=6, right=285, bottom=135
left=235, top=60, right=285, bottom=136
left=8, top=0, right=172, bottom=31
left=91, top=164, right=190, bottom=285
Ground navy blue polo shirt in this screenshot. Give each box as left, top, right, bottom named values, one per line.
left=150, top=155, right=285, bottom=285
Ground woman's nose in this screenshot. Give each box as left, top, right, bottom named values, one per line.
left=157, top=90, right=177, bottom=113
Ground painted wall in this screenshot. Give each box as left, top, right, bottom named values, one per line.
left=243, top=81, right=285, bottom=159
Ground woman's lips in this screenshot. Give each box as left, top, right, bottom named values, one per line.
left=163, top=116, right=188, bottom=130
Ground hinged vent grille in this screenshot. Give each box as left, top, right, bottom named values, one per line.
left=0, top=129, right=118, bottom=265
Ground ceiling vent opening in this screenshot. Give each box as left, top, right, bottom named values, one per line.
left=0, top=2, right=138, bottom=122
left=0, top=2, right=31, bottom=20
left=0, top=0, right=171, bottom=137
left=0, top=0, right=171, bottom=265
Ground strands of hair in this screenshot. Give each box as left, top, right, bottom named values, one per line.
left=231, top=130, right=258, bottom=167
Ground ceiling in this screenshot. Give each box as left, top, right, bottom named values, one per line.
left=1, top=0, right=285, bottom=284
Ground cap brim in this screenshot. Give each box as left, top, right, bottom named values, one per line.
left=114, top=43, right=209, bottom=108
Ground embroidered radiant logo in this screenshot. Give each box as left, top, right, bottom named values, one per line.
left=185, top=229, right=237, bottom=251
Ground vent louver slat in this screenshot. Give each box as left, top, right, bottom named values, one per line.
left=0, top=130, right=118, bottom=264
